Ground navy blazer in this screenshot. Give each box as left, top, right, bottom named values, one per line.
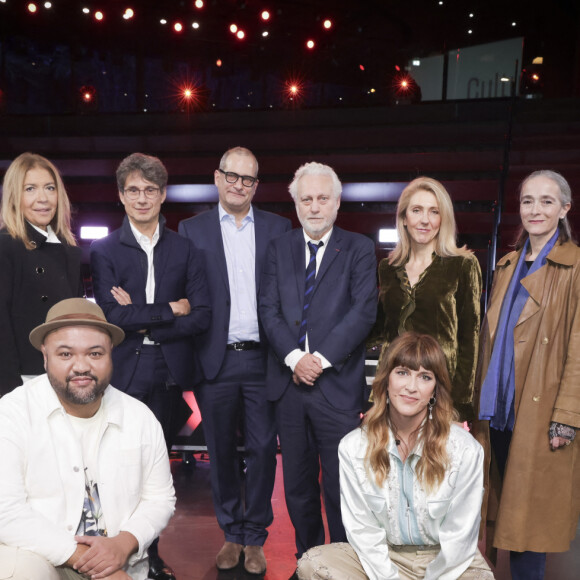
left=259, top=227, right=377, bottom=411
left=178, top=205, right=291, bottom=382
left=90, top=216, right=211, bottom=390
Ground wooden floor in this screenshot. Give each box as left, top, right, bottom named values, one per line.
left=159, top=453, right=580, bottom=580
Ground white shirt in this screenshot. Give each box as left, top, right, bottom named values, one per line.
left=339, top=424, right=484, bottom=580
left=0, top=375, right=176, bottom=580
left=129, top=220, right=160, bottom=344
left=284, top=228, right=334, bottom=372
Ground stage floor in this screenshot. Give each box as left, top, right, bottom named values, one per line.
left=159, top=454, right=580, bottom=580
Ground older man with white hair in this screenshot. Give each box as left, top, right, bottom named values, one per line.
left=259, top=162, right=377, bottom=565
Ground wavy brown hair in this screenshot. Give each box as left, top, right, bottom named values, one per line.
left=364, top=332, right=457, bottom=492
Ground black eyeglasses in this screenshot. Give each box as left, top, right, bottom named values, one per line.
left=123, top=186, right=161, bottom=200
left=218, top=168, right=258, bottom=188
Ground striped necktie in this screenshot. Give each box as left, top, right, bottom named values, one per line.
left=299, top=241, right=323, bottom=347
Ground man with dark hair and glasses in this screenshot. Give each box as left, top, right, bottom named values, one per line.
left=90, top=152, right=211, bottom=580
left=179, top=147, right=291, bottom=574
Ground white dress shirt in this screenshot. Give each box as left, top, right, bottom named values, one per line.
left=0, top=375, right=176, bottom=579
left=284, top=228, right=334, bottom=371
left=129, top=220, right=160, bottom=345
left=339, top=424, right=484, bottom=580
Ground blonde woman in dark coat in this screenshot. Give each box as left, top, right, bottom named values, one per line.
left=0, top=153, right=82, bottom=395
left=370, top=177, right=482, bottom=421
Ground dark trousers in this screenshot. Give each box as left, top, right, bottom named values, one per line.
left=124, top=344, right=182, bottom=450
left=276, top=382, right=361, bottom=558
left=490, top=428, right=547, bottom=580
left=195, top=349, right=277, bottom=546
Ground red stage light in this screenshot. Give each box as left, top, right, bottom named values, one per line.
left=123, top=8, right=134, bottom=20
left=173, top=79, right=206, bottom=113
left=400, top=79, right=409, bottom=89
left=395, top=65, right=401, bottom=72
left=194, top=0, right=204, bottom=8
left=261, top=10, right=270, bottom=21
left=359, top=64, right=365, bottom=71
left=236, top=30, right=245, bottom=39
left=229, top=23, right=238, bottom=33
left=174, top=22, right=183, bottom=32
left=94, top=11, right=104, bottom=21
left=284, top=76, right=305, bottom=104
left=306, top=39, right=315, bottom=49
left=323, top=19, right=332, bottom=29
left=216, top=59, right=222, bottom=67
left=532, top=73, right=540, bottom=81
left=27, top=3, right=37, bottom=13
left=78, top=85, right=97, bottom=110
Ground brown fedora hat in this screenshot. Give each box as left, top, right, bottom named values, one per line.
left=29, top=298, right=125, bottom=350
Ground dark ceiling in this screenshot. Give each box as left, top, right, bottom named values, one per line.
left=1, top=0, right=578, bottom=92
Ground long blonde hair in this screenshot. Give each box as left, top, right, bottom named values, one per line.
left=1, top=153, right=76, bottom=249
left=389, top=177, right=470, bottom=266
left=364, top=332, right=457, bottom=492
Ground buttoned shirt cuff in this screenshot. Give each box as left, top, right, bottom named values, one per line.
left=313, top=351, right=332, bottom=369
left=285, top=349, right=306, bottom=372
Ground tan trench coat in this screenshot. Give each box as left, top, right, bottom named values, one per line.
left=473, top=241, right=580, bottom=553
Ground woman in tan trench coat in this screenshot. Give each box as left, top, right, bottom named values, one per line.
left=473, top=170, right=580, bottom=580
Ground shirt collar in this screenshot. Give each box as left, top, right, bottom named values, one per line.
left=27, top=222, right=60, bottom=243
left=219, top=202, right=254, bottom=225
left=129, top=220, right=160, bottom=245
left=302, top=227, right=333, bottom=247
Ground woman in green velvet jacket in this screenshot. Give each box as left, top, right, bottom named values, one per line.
left=369, top=177, right=482, bottom=420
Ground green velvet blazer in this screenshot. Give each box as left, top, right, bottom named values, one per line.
left=369, top=253, right=482, bottom=419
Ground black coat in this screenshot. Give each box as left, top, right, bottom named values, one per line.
left=0, top=224, right=83, bottom=395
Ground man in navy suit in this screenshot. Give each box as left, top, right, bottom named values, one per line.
left=178, top=147, right=291, bottom=574
left=259, top=162, right=377, bottom=560
left=90, top=152, right=211, bottom=580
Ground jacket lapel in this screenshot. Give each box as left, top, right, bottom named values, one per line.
left=313, top=228, right=341, bottom=292
left=153, top=216, right=170, bottom=298
left=210, top=206, right=231, bottom=292
left=292, top=230, right=307, bottom=305
left=254, top=209, right=266, bottom=291
left=119, top=216, right=148, bottom=292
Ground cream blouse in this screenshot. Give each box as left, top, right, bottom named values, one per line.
left=339, top=424, right=484, bottom=580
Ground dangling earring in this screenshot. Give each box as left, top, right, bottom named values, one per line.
left=428, top=391, right=437, bottom=420
left=386, top=391, right=390, bottom=406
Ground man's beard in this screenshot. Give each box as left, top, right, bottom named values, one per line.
left=47, top=369, right=111, bottom=406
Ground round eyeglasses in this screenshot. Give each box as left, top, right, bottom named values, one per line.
left=123, top=186, right=161, bottom=200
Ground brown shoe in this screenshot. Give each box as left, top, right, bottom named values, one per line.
left=243, top=545, right=267, bottom=575
left=216, top=541, right=243, bottom=570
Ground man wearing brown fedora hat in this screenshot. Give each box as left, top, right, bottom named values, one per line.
left=0, top=298, right=176, bottom=580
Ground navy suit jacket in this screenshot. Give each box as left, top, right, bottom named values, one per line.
left=90, top=215, right=211, bottom=390
left=259, top=227, right=377, bottom=411
left=178, top=205, right=291, bottom=382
